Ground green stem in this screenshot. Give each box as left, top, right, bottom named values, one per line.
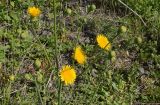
left=104, top=29, right=120, bottom=49
left=53, top=0, right=58, bottom=70
left=58, top=79, right=62, bottom=105
left=35, top=78, right=43, bottom=105
left=77, top=64, right=89, bottom=78
left=53, top=0, right=61, bottom=105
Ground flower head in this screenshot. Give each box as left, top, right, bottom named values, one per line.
left=28, top=7, right=41, bottom=17
left=73, top=46, right=87, bottom=64
left=96, top=34, right=111, bottom=51
left=59, top=65, right=76, bottom=85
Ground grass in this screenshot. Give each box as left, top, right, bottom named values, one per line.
left=0, top=0, right=160, bottom=104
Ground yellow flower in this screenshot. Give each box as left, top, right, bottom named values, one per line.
left=28, top=7, right=41, bottom=17
left=73, top=46, right=87, bottom=64
left=59, top=65, right=76, bottom=85
left=96, top=34, right=111, bottom=51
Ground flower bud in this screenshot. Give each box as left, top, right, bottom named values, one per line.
left=120, top=26, right=127, bottom=33
left=9, top=74, right=15, bottom=81
left=87, top=4, right=96, bottom=13
left=66, top=8, right=72, bottom=15
left=110, top=51, right=116, bottom=57
left=34, top=59, right=41, bottom=68
left=37, top=72, right=43, bottom=83
left=136, top=36, right=142, bottom=44
left=91, top=4, right=96, bottom=11
left=25, top=74, right=33, bottom=80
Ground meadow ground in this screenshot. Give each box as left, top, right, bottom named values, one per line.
left=0, top=0, right=160, bottom=105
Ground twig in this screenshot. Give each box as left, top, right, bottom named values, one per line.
left=117, top=0, right=147, bottom=26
